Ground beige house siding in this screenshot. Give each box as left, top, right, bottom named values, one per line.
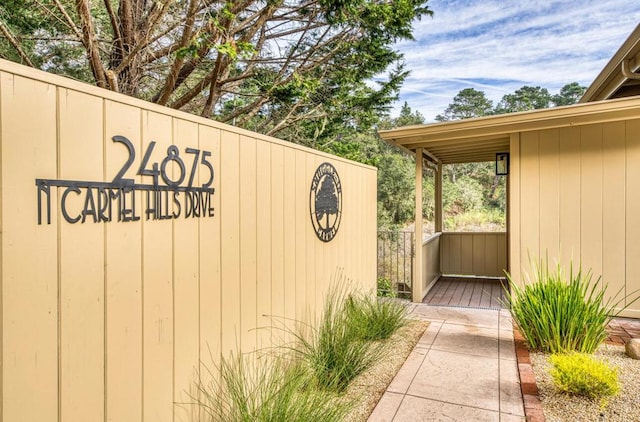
left=440, top=233, right=507, bottom=277
left=509, top=121, right=640, bottom=318
left=0, top=60, right=376, bottom=422
left=423, top=233, right=442, bottom=295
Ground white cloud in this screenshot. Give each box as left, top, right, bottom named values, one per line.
left=392, top=0, right=640, bottom=121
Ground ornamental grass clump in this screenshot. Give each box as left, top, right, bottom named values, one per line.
left=550, top=352, right=619, bottom=401
left=192, top=352, right=351, bottom=422
left=345, top=294, right=408, bottom=341
left=291, top=287, right=385, bottom=392
left=505, top=259, right=627, bottom=353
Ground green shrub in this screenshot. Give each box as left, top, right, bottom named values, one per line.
left=345, top=294, right=408, bottom=340
left=505, top=259, right=627, bottom=353
left=192, top=352, right=351, bottom=422
left=550, top=353, right=619, bottom=400
left=290, top=287, right=384, bottom=392
left=377, top=277, right=396, bottom=298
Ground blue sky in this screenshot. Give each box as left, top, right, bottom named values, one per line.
left=391, top=0, right=640, bottom=121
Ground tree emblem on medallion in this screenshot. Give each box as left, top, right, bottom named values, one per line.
left=310, top=162, right=342, bottom=242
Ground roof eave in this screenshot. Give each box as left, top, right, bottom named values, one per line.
left=379, top=95, right=640, bottom=147
left=580, top=24, right=640, bottom=103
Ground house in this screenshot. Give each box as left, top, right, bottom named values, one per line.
left=378, top=24, right=640, bottom=318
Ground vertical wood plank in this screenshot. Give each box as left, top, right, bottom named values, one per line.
left=172, top=119, right=200, bottom=418
left=239, top=135, right=257, bottom=352
left=283, top=148, right=297, bottom=333
left=519, top=132, right=540, bottom=273
left=367, top=168, right=378, bottom=288
left=626, top=119, right=640, bottom=311
left=141, top=111, right=174, bottom=422
left=602, top=121, right=625, bottom=306
left=485, top=234, right=498, bottom=276
left=440, top=232, right=450, bottom=273
left=538, top=129, right=560, bottom=260
left=256, top=141, right=272, bottom=349
left=104, top=100, right=143, bottom=422
left=413, top=150, right=424, bottom=301
left=558, top=126, right=581, bottom=271
left=271, top=145, right=286, bottom=343
left=472, top=234, right=485, bottom=275
left=197, top=124, right=221, bottom=416
left=508, top=133, right=521, bottom=283
left=460, top=235, right=473, bottom=274
left=220, top=131, right=240, bottom=356
left=497, top=233, right=507, bottom=276
left=580, top=124, right=603, bottom=278
left=58, top=88, right=104, bottom=422
left=306, top=155, right=317, bottom=314
left=294, top=150, right=307, bottom=323
left=449, top=234, right=461, bottom=273
left=1, top=72, right=58, bottom=422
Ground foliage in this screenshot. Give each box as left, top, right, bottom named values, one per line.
left=379, top=101, right=426, bottom=129
left=376, top=101, right=427, bottom=228
left=0, top=0, right=432, bottom=146
left=495, top=86, right=551, bottom=113
left=444, top=208, right=505, bottom=232
left=377, top=277, right=397, bottom=298
left=552, top=82, right=587, bottom=106
left=376, top=151, right=415, bottom=227
left=435, top=88, right=493, bottom=121
left=443, top=174, right=484, bottom=214
left=345, top=294, right=408, bottom=340
left=505, top=259, right=627, bottom=353
left=550, top=353, right=619, bottom=401
left=192, top=353, right=351, bottom=422
left=290, top=286, right=385, bottom=392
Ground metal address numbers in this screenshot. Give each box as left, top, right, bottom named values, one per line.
left=36, top=135, right=216, bottom=225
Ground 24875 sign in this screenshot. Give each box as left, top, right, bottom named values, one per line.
left=36, top=135, right=215, bottom=225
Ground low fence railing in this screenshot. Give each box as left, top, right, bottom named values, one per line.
left=377, top=230, right=414, bottom=298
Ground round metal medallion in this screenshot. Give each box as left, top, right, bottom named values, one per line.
left=309, top=162, right=342, bottom=242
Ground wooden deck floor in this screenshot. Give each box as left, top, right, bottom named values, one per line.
left=423, top=276, right=508, bottom=309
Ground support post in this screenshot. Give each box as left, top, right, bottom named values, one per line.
left=413, top=148, right=423, bottom=303
left=435, top=161, right=443, bottom=233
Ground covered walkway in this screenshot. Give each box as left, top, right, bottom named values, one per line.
left=423, top=276, right=508, bottom=309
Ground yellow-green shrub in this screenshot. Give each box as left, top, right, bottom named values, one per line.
left=550, top=353, right=619, bottom=400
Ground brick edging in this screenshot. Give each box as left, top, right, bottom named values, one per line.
left=513, top=325, right=546, bottom=422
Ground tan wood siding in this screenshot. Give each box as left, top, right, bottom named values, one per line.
left=440, top=233, right=508, bottom=277
left=422, top=234, right=442, bottom=295
left=0, top=61, right=376, bottom=421
left=512, top=121, right=640, bottom=317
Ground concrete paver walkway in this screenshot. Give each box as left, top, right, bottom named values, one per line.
left=369, top=304, right=526, bottom=422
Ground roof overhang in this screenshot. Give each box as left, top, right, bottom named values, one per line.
left=379, top=95, right=640, bottom=164
left=581, top=24, right=640, bottom=102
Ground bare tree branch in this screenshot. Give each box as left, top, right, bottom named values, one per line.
left=49, top=0, right=83, bottom=39
left=0, top=20, right=35, bottom=66
left=75, top=0, right=107, bottom=88
left=154, top=0, right=200, bottom=105
left=103, top=0, right=124, bottom=57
